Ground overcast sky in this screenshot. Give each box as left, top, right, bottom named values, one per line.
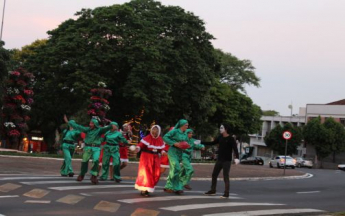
left=2, top=0, right=345, bottom=116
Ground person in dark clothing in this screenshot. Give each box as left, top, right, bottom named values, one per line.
left=203, top=123, right=240, bottom=198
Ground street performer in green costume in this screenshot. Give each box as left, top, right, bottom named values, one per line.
left=60, top=126, right=81, bottom=177
left=64, top=115, right=112, bottom=184
left=180, top=129, right=205, bottom=190
left=163, top=119, right=189, bottom=195
left=100, top=122, right=129, bottom=182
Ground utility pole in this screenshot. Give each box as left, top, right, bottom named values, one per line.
left=0, top=0, right=6, bottom=41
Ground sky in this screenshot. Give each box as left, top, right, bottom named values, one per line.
left=2, top=0, right=345, bottom=116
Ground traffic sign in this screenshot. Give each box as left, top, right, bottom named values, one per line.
left=283, top=131, right=292, bottom=140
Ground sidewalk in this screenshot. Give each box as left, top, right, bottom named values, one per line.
left=0, top=154, right=306, bottom=180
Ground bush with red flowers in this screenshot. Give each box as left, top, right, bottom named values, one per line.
left=1, top=67, right=35, bottom=147
left=87, top=82, right=112, bottom=125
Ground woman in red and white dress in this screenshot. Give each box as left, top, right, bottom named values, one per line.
left=160, top=127, right=174, bottom=175
left=135, top=125, right=166, bottom=196
left=119, top=123, right=132, bottom=170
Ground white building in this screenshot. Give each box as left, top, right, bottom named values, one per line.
left=249, top=111, right=306, bottom=158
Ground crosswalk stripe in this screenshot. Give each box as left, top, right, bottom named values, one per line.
left=23, top=189, right=50, bottom=198
left=21, top=180, right=79, bottom=185
left=57, top=195, right=85, bottom=205
left=0, top=195, right=19, bottom=198
left=0, top=176, right=66, bottom=181
left=24, top=200, right=51, bottom=204
left=160, top=202, right=284, bottom=212
left=202, top=208, right=325, bottom=216
left=49, top=185, right=134, bottom=191
left=0, top=183, right=21, bottom=192
left=94, top=201, right=121, bottom=213
left=118, top=195, right=242, bottom=204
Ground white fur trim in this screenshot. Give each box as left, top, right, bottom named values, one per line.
left=160, top=165, right=170, bottom=168
left=150, top=125, right=161, bottom=137
left=141, top=139, right=166, bottom=150
left=120, top=159, right=129, bottom=162
left=135, top=184, right=155, bottom=193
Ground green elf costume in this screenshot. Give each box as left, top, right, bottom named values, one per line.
left=60, top=127, right=81, bottom=177
left=100, top=122, right=129, bottom=182
left=179, top=129, right=205, bottom=190
left=68, top=118, right=112, bottom=184
left=163, top=119, right=189, bottom=195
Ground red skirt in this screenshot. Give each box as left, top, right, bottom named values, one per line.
left=160, top=155, right=169, bottom=168
left=135, top=152, right=161, bottom=192
left=119, top=146, right=128, bottom=162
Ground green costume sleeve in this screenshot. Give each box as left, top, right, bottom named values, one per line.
left=68, top=120, right=89, bottom=133
left=163, top=129, right=177, bottom=146
left=194, top=144, right=205, bottom=150
left=119, top=133, right=129, bottom=144
left=98, top=125, right=112, bottom=134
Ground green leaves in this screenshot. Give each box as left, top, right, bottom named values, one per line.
left=264, top=123, right=303, bottom=155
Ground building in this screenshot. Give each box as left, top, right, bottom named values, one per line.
left=250, top=112, right=306, bottom=158
left=304, top=99, right=345, bottom=166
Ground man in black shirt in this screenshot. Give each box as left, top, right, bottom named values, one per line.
left=203, top=123, right=239, bottom=198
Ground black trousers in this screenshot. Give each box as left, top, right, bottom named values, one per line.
left=210, top=160, right=231, bottom=195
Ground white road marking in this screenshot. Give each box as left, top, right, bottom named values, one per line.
left=21, top=180, right=79, bottom=185
left=119, top=196, right=242, bottom=204
left=160, top=202, right=284, bottom=212
left=0, top=214, right=6, bottom=216
left=24, top=200, right=51, bottom=204
left=203, top=208, right=325, bottom=216
left=0, top=176, right=66, bottom=181
left=296, top=191, right=320, bottom=194
left=0, top=195, right=19, bottom=198
left=49, top=185, right=134, bottom=191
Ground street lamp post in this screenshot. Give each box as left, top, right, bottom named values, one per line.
left=0, top=0, right=6, bottom=41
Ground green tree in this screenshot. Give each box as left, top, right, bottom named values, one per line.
left=262, top=110, right=279, bottom=116
left=21, top=0, right=218, bottom=146
left=214, top=49, right=260, bottom=93
left=206, top=81, right=262, bottom=137
left=265, top=123, right=303, bottom=155
left=303, top=117, right=330, bottom=167
left=323, top=117, right=345, bottom=163
left=0, top=41, right=10, bottom=123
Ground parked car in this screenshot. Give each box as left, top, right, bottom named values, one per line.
left=338, top=164, right=345, bottom=171
left=240, top=157, right=264, bottom=165
left=269, top=156, right=296, bottom=169
left=295, top=157, right=313, bottom=168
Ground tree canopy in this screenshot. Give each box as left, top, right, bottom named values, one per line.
left=9, top=0, right=262, bottom=146
left=264, top=123, right=303, bottom=155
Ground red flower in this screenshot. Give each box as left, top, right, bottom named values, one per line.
left=24, top=116, right=31, bottom=121
left=8, top=129, right=21, bottom=137
left=24, top=90, right=34, bottom=96
left=91, top=96, right=102, bottom=101
left=102, top=98, right=109, bottom=104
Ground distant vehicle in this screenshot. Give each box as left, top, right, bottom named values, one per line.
left=269, top=156, right=296, bottom=169
left=338, top=164, right=345, bottom=171
left=295, top=157, right=313, bottom=169
left=240, top=157, right=264, bottom=165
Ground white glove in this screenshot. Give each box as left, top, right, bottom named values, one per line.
left=234, top=159, right=240, bottom=165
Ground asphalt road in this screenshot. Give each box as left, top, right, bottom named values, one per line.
left=0, top=157, right=344, bottom=216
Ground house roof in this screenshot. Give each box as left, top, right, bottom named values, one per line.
left=327, top=99, right=345, bottom=105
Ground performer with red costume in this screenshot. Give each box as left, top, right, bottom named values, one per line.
left=119, top=123, right=132, bottom=170
left=160, top=127, right=174, bottom=174
left=134, top=125, right=166, bottom=197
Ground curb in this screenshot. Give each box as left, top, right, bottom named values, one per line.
left=120, top=173, right=313, bottom=182
left=0, top=155, right=311, bottom=181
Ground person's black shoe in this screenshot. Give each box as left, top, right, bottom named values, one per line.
left=175, top=190, right=184, bottom=195
left=141, top=191, right=149, bottom=197
left=68, top=173, right=74, bottom=177
left=76, top=175, right=84, bottom=182
left=204, top=190, right=216, bottom=196
left=90, top=175, right=99, bottom=185
left=61, top=174, right=68, bottom=177
left=164, top=188, right=175, bottom=193
left=220, top=193, right=229, bottom=198
left=184, top=185, right=192, bottom=190
left=115, top=179, right=121, bottom=183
